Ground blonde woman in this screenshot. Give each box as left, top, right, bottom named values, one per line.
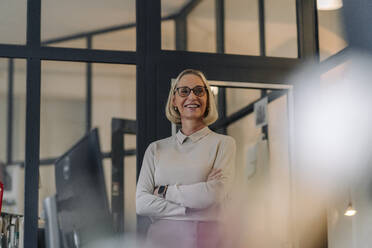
left=136, top=69, right=236, bottom=248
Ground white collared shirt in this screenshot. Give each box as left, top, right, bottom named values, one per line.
left=136, top=127, right=236, bottom=221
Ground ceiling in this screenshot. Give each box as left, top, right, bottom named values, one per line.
left=0, top=0, right=346, bottom=61
left=0, top=0, right=191, bottom=44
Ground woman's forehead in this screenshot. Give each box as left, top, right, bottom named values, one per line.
left=177, top=73, right=205, bottom=87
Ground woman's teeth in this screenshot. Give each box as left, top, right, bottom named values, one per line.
left=185, top=104, right=200, bottom=108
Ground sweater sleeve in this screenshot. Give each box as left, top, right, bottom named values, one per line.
left=136, top=142, right=186, bottom=217
left=165, top=136, right=236, bottom=209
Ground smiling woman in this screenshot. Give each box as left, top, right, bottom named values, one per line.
left=136, top=69, right=236, bottom=248
left=165, top=69, right=218, bottom=131
left=172, top=74, right=208, bottom=133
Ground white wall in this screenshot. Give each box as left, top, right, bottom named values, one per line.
left=224, top=87, right=292, bottom=248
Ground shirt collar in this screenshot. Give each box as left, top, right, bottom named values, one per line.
left=176, top=126, right=211, bottom=144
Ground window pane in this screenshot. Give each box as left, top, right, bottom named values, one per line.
left=93, top=28, right=136, bottom=51
left=161, top=0, right=191, bottom=17
left=39, top=62, right=137, bottom=233
left=39, top=164, right=56, bottom=216
left=0, top=58, right=26, bottom=244
left=92, top=63, right=136, bottom=232
left=162, top=20, right=175, bottom=50
left=45, top=38, right=87, bottom=49
left=39, top=60, right=86, bottom=218
left=124, top=135, right=137, bottom=233
left=265, top=0, right=298, bottom=58
left=40, top=61, right=86, bottom=159
left=92, top=64, right=136, bottom=151
left=226, top=89, right=291, bottom=247
left=161, top=0, right=216, bottom=53
left=11, top=59, right=27, bottom=164
left=226, top=88, right=261, bottom=116
left=187, top=0, right=216, bottom=53
left=161, top=0, right=190, bottom=51
left=41, top=0, right=136, bottom=51
left=0, top=0, right=27, bottom=45
left=318, top=8, right=347, bottom=61
left=225, top=0, right=260, bottom=56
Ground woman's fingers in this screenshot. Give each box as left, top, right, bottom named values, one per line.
left=208, top=168, right=221, bottom=177
left=153, top=186, right=159, bottom=195
left=207, top=169, right=223, bottom=181
left=207, top=169, right=217, bottom=179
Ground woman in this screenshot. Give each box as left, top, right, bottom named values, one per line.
left=136, top=69, right=236, bottom=248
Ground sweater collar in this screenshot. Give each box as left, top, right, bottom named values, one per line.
left=176, top=126, right=211, bottom=144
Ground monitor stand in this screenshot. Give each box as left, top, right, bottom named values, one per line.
left=43, top=195, right=61, bottom=248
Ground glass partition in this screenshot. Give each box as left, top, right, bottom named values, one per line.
left=162, top=20, right=176, bottom=50
left=265, top=0, right=298, bottom=58
left=186, top=0, right=216, bottom=53
left=0, top=58, right=26, bottom=246
left=161, top=0, right=216, bottom=53
left=0, top=0, right=27, bottom=45
left=41, top=0, right=136, bottom=51
left=39, top=61, right=137, bottom=232
left=225, top=0, right=260, bottom=55
left=223, top=85, right=292, bottom=247
left=318, top=7, right=347, bottom=61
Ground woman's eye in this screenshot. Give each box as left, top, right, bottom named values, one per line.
left=180, top=88, right=189, bottom=94
left=194, top=88, right=202, bottom=94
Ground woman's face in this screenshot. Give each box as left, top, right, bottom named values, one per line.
left=172, top=73, right=208, bottom=122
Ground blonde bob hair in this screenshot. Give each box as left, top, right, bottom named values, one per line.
left=165, top=69, right=218, bottom=126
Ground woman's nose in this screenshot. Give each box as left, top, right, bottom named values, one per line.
left=188, top=91, right=198, bottom=99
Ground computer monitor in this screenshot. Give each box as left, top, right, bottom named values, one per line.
left=54, top=128, right=113, bottom=248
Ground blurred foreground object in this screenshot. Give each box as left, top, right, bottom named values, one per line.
left=317, top=0, right=343, bottom=10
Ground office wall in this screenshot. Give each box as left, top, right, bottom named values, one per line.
left=225, top=88, right=292, bottom=248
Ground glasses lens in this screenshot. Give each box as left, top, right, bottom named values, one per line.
left=193, top=86, right=205, bottom=97
left=178, top=87, right=190, bottom=97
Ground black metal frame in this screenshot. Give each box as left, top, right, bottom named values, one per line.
left=258, top=0, right=266, bottom=56
left=215, top=0, right=227, bottom=135
left=0, top=0, right=323, bottom=246
left=111, top=118, right=136, bottom=233
left=86, top=36, right=93, bottom=133
left=296, top=0, right=319, bottom=59
left=23, top=0, right=41, bottom=246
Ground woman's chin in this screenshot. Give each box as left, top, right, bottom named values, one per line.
left=182, top=114, right=204, bottom=121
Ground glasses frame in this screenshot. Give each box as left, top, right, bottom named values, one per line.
left=174, top=86, right=208, bottom=97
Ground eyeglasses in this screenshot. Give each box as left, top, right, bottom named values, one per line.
left=174, top=86, right=207, bottom=97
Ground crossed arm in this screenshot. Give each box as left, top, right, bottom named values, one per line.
left=135, top=143, right=186, bottom=217
left=136, top=137, right=236, bottom=217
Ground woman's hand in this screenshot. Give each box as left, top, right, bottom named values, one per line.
left=153, top=169, right=222, bottom=196
left=153, top=186, right=160, bottom=196
left=207, top=168, right=223, bottom=181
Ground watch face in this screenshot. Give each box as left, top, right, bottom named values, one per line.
left=158, top=186, right=165, bottom=194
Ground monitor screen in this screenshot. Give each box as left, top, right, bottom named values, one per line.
left=54, top=128, right=113, bottom=247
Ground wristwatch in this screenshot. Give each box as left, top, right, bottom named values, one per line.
left=158, top=185, right=168, bottom=198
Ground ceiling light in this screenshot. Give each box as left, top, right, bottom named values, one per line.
left=317, top=0, right=343, bottom=10
left=344, top=202, right=357, bottom=216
